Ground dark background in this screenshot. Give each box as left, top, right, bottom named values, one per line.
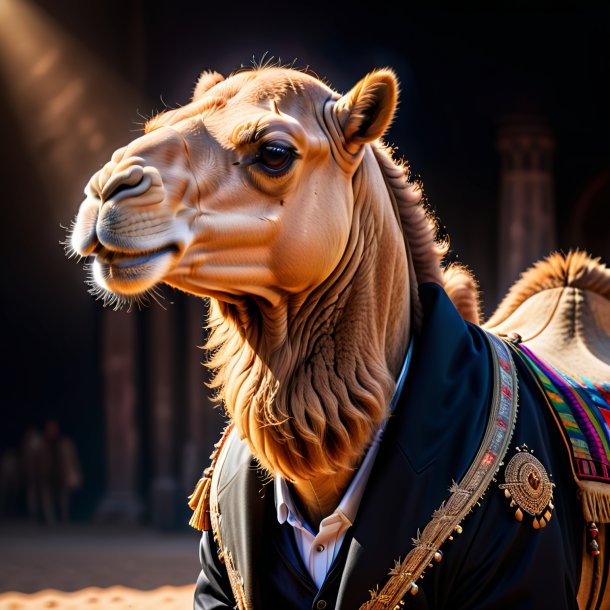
left=1, top=3, right=608, bottom=521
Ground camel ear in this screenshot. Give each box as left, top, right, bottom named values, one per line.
left=335, top=69, right=398, bottom=147
left=192, top=70, right=225, bottom=100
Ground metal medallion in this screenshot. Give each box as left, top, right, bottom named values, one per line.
left=499, top=444, right=555, bottom=528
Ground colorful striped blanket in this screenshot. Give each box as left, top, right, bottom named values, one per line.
left=517, top=344, right=610, bottom=486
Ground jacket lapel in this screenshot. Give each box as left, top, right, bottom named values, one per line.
left=336, top=282, right=493, bottom=608
left=336, top=435, right=421, bottom=607
left=216, top=431, right=270, bottom=609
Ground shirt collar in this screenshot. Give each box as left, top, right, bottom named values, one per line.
left=275, top=336, right=414, bottom=528
left=275, top=474, right=293, bottom=525
left=390, top=335, right=414, bottom=414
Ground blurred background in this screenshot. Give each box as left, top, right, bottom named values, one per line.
left=0, top=0, right=608, bottom=600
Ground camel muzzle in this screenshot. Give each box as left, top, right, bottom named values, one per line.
left=100, top=164, right=152, bottom=205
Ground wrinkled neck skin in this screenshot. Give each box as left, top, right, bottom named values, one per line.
left=207, top=147, right=411, bottom=529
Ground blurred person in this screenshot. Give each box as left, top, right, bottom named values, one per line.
left=0, top=447, right=20, bottom=519
left=40, top=420, right=82, bottom=524
left=22, top=426, right=44, bottom=522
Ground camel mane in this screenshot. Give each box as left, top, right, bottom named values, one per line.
left=371, top=144, right=480, bottom=325
left=486, top=250, right=610, bottom=328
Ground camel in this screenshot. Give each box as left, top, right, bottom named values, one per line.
left=68, top=66, right=610, bottom=609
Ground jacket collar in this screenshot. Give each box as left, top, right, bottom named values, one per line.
left=216, top=282, right=492, bottom=609
left=336, top=282, right=492, bottom=608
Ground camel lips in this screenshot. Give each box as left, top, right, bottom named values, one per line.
left=95, top=245, right=178, bottom=268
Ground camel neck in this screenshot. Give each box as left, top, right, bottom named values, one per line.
left=206, top=144, right=412, bottom=500
left=286, top=337, right=413, bottom=529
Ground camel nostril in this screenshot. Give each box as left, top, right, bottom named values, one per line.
left=104, top=181, right=138, bottom=201
left=101, top=165, right=152, bottom=204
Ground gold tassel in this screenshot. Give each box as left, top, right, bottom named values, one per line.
left=188, top=475, right=212, bottom=531
left=187, top=423, right=235, bottom=532
left=188, top=476, right=207, bottom=510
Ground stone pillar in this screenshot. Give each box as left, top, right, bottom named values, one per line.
left=181, top=296, right=224, bottom=494
left=497, top=116, right=556, bottom=297
left=149, top=305, right=180, bottom=529
left=97, top=309, right=142, bottom=522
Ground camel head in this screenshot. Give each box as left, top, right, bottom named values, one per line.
left=68, top=66, right=457, bottom=493
left=69, top=67, right=401, bottom=308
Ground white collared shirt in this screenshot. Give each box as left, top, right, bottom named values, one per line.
left=274, top=339, right=413, bottom=589
left=275, top=423, right=386, bottom=588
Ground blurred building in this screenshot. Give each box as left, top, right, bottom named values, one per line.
left=497, top=116, right=556, bottom=297
left=98, top=297, right=224, bottom=528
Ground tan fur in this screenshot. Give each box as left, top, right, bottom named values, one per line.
left=485, top=251, right=610, bottom=383
left=205, top=144, right=407, bottom=484
left=442, top=263, right=481, bottom=325
left=486, top=250, right=610, bottom=328
left=69, top=66, right=484, bottom=520
left=192, top=70, right=225, bottom=100
left=369, top=145, right=478, bottom=325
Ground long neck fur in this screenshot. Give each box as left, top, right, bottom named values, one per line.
left=206, top=145, right=429, bottom=522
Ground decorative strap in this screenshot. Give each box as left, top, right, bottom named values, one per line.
left=360, top=331, right=519, bottom=610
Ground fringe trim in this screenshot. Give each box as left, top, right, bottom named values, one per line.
left=187, top=422, right=235, bottom=532
left=578, top=480, right=610, bottom=524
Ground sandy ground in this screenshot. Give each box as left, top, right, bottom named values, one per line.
left=0, top=523, right=200, bottom=609
left=0, top=585, right=194, bottom=610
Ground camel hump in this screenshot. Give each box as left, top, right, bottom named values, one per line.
left=484, top=250, right=610, bottom=382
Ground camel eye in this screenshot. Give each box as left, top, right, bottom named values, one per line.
left=257, top=143, right=295, bottom=174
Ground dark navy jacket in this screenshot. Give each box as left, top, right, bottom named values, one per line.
left=194, top=283, right=582, bottom=609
